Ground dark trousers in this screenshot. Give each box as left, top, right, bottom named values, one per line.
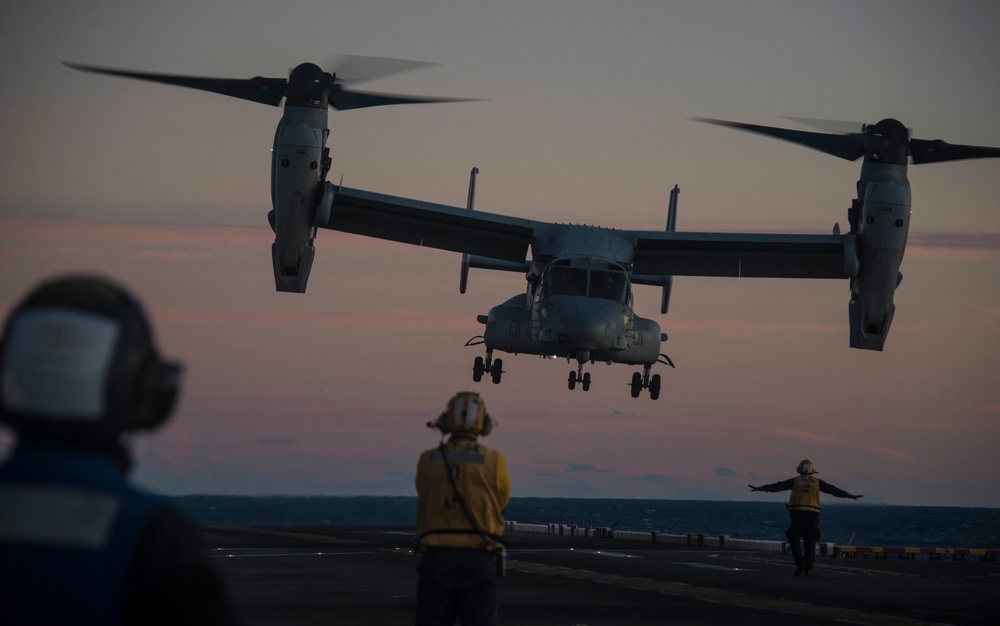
left=786, top=509, right=820, bottom=569
left=417, top=549, right=498, bottom=626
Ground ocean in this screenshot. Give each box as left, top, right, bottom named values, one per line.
left=171, top=496, right=1000, bottom=549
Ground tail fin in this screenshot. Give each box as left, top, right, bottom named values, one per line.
left=459, top=167, right=479, bottom=294
left=660, top=185, right=679, bottom=314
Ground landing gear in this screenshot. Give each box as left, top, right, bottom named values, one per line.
left=471, top=348, right=503, bottom=385
left=628, top=355, right=673, bottom=400
left=568, top=369, right=591, bottom=391
left=567, top=353, right=593, bottom=392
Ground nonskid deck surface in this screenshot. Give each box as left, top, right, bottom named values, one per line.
left=206, top=526, right=998, bottom=626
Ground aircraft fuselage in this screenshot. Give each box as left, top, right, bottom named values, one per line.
left=482, top=257, right=663, bottom=367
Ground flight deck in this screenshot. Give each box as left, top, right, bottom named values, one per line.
left=205, top=525, right=997, bottom=626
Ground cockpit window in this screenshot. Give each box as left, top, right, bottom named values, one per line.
left=547, top=267, right=588, bottom=296
left=590, top=270, right=627, bottom=302
left=544, top=266, right=629, bottom=302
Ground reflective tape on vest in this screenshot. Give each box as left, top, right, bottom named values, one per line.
left=0, top=484, right=121, bottom=549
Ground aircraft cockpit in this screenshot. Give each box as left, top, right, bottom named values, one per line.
left=542, top=259, right=630, bottom=304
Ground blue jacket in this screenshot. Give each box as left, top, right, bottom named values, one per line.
left=1, top=445, right=172, bottom=625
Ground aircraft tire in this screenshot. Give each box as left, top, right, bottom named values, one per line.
left=568, top=371, right=577, bottom=390
left=630, top=372, right=642, bottom=398
left=473, top=356, right=485, bottom=382
left=582, top=372, right=591, bottom=391
left=649, top=374, right=662, bottom=400
left=491, top=359, right=503, bottom=384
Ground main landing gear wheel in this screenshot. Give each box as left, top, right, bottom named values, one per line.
left=649, top=374, right=661, bottom=400
left=471, top=349, right=503, bottom=385
left=629, top=358, right=672, bottom=399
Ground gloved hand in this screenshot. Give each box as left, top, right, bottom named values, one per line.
left=748, top=484, right=761, bottom=492
left=849, top=494, right=863, bottom=500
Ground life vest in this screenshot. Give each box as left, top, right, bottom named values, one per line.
left=0, top=446, right=165, bottom=625
left=416, top=438, right=510, bottom=550
left=787, top=474, right=821, bottom=512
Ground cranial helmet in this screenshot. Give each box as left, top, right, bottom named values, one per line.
left=433, top=391, right=492, bottom=436
left=797, top=459, right=817, bottom=475
left=0, top=275, right=182, bottom=442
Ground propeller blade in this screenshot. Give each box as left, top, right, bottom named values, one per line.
left=693, top=118, right=867, bottom=161
left=329, top=85, right=481, bottom=111
left=782, top=116, right=866, bottom=135
left=327, top=55, right=437, bottom=83
left=909, top=138, right=1000, bottom=164
left=63, top=62, right=288, bottom=106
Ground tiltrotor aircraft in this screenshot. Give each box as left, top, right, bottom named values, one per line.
left=64, top=61, right=1000, bottom=398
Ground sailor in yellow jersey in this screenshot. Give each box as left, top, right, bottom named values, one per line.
left=415, top=392, right=511, bottom=626
left=749, top=459, right=862, bottom=576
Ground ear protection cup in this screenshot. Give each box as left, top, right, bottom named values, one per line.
left=0, top=276, right=181, bottom=435
left=129, top=344, right=181, bottom=431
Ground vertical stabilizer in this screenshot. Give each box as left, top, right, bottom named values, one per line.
left=459, top=167, right=479, bottom=294
left=660, top=185, right=679, bottom=314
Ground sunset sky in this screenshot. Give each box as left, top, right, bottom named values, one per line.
left=2, top=1, right=999, bottom=507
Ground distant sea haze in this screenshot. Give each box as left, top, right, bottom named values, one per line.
left=172, top=496, right=1000, bottom=549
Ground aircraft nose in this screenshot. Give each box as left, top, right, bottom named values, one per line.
left=559, top=314, right=609, bottom=349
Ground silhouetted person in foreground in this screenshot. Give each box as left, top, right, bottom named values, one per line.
left=749, top=459, right=862, bottom=576
left=0, top=275, right=241, bottom=625
left=416, top=391, right=511, bottom=626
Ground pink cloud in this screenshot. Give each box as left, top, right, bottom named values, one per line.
left=767, top=427, right=916, bottom=463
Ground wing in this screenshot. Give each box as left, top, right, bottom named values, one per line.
left=325, top=185, right=857, bottom=278
left=324, top=185, right=542, bottom=262
left=629, top=231, right=858, bottom=279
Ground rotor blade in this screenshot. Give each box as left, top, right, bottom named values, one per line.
left=328, top=55, right=437, bottom=83
left=63, top=62, right=288, bottom=106
left=329, top=85, right=482, bottom=110
left=909, top=138, right=1000, bottom=164
left=693, top=118, right=867, bottom=161
left=782, top=116, right=866, bottom=135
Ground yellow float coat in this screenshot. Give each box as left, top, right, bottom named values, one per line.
left=416, top=436, right=511, bottom=550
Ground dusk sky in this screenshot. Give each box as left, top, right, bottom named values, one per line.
left=2, top=1, right=999, bottom=507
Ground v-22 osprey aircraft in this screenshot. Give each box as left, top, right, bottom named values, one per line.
left=65, top=60, right=1000, bottom=399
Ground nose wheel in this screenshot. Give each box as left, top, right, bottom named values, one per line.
left=568, top=366, right=592, bottom=391
left=567, top=352, right=593, bottom=391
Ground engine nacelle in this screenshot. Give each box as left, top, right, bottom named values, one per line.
left=849, top=174, right=910, bottom=350
left=269, top=106, right=329, bottom=293
left=272, top=242, right=314, bottom=293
